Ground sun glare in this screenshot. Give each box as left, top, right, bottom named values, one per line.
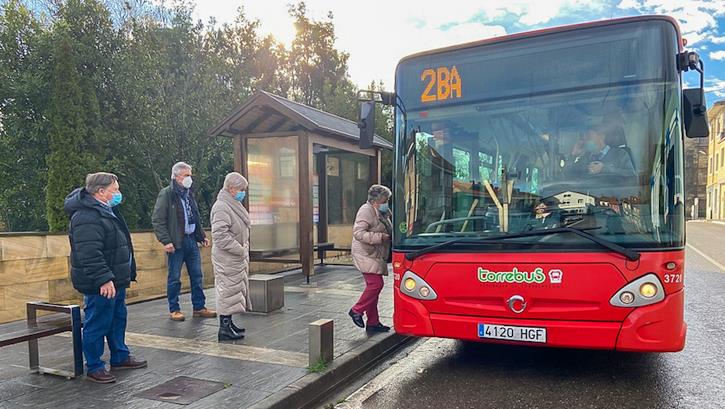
left=267, top=24, right=297, bottom=49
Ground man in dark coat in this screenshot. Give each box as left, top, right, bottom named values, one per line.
left=568, top=126, right=636, bottom=178
left=65, top=172, right=147, bottom=383
left=152, top=162, right=215, bottom=321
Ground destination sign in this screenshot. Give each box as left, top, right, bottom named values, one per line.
left=420, top=66, right=462, bottom=103
left=396, top=20, right=671, bottom=112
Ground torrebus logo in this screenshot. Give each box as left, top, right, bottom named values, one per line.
left=478, top=267, right=548, bottom=284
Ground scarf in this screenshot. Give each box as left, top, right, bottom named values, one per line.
left=173, top=181, right=197, bottom=226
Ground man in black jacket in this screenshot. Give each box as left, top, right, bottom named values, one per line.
left=65, top=172, right=147, bottom=383
left=152, top=162, right=215, bottom=321
left=567, top=126, right=636, bottom=178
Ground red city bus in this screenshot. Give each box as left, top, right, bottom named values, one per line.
left=359, top=16, right=709, bottom=351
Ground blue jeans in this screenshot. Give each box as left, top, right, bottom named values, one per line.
left=83, top=287, right=130, bottom=374
left=167, top=236, right=206, bottom=312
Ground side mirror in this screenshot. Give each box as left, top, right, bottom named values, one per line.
left=678, top=51, right=709, bottom=138
left=683, top=88, right=709, bottom=138
left=358, top=101, right=376, bottom=149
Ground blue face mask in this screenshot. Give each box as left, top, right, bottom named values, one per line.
left=379, top=203, right=389, bottom=213
left=235, top=191, right=246, bottom=202
left=109, top=192, right=123, bottom=207
left=584, top=140, right=600, bottom=153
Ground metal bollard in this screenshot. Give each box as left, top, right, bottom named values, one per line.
left=309, top=319, right=334, bottom=367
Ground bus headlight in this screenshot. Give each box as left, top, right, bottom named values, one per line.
left=400, top=271, right=437, bottom=301
left=639, top=283, right=658, bottom=298
left=610, top=273, right=665, bottom=308
left=619, top=292, right=635, bottom=304
left=404, top=278, right=416, bottom=292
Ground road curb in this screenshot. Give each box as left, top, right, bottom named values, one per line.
left=249, top=332, right=412, bottom=409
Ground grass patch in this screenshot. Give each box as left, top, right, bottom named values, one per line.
left=307, top=358, right=330, bottom=373
left=322, top=397, right=347, bottom=408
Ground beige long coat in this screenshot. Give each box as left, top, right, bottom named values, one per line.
left=351, top=203, right=392, bottom=276
left=211, top=189, right=252, bottom=315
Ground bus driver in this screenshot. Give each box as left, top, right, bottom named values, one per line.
left=567, top=125, right=635, bottom=178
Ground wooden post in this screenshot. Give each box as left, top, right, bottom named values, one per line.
left=483, top=180, right=504, bottom=232
left=298, top=133, right=314, bottom=281
left=233, top=135, right=243, bottom=173
left=317, top=152, right=328, bottom=246
left=369, top=149, right=381, bottom=186
left=461, top=199, right=479, bottom=233
left=234, top=135, right=250, bottom=210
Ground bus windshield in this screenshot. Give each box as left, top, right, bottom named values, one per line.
left=394, top=20, right=684, bottom=250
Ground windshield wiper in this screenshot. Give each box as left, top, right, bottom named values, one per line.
left=404, top=227, right=641, bottom=261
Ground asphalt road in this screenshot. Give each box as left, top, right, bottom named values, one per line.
left=333, top=221, right=725, bottom=409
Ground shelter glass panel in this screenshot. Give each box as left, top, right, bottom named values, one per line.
left=327, top=153, right=370, bottom=225
left=248, top=136, right=300, bottom=251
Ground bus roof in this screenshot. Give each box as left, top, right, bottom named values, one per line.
left=397, top=15, right=683, bottom=66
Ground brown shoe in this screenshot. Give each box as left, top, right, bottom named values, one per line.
left=111, top=356, right=148, bottom=370
left=170, top=311, right=185, bottom=321
left=193, top=308, right=217, bottom=318
left=87, top=369, right=116, bottom=383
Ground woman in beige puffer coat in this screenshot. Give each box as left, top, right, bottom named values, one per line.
left=211, top=172, right=251, bottom=341
left=349, top=184, right=393, bottom=333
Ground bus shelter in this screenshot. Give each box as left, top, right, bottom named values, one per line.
left=208, top=91, right=393, bottom=280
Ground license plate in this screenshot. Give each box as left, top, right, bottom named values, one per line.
left=477, top=323, right=547, bottom=343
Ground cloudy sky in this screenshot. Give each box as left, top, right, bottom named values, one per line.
left=194, top=0, right=725, bottom=100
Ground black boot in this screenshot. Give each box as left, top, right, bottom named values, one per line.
left=218, top=315, right=244, bottom=341
left=366, top=323, right=391, bottom=333
left=229, top=317, right=245, bottom=334
left=349, top=309, right=364, bottom=328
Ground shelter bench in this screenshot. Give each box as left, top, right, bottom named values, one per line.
left=315, top=242, right=352, bottom=265
left=0, top=302, right=83, bottom=379
left=249, top=242, right=350, bottom=264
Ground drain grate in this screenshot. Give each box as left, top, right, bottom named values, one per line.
left=135, top=376, right=228, bottom=405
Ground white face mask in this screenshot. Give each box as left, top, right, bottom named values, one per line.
left=182, top=176, right=193, bottom=189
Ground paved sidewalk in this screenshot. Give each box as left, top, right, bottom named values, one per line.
left=688, top=219, right=725, bottom=226
left=0, top=266, right=404, bottom=408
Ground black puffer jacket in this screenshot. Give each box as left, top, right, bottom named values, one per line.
left=64, top=188, right=137, bottom=295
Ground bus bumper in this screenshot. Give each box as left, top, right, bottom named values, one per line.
left=615, top=289, right=686, bottom=352
left=393, top=289, right=686, bottom=352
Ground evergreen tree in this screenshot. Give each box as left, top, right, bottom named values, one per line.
left=45, top=32, right=98, bottom=231
left=0, top=0, right=51, bottom=231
